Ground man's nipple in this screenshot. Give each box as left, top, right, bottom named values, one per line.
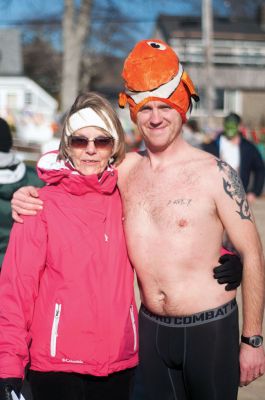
left=178, top=218, right=188, bottom=228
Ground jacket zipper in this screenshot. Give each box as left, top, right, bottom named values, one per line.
left=130, top=304, right=137, bottom=352
left=50, top=303, right=61, bottom=357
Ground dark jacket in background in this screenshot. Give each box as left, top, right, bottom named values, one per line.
left=203, top=134, right=265, bottom=196
left=0, top=155, right=44, bottom=267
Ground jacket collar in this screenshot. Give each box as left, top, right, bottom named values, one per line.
left=37, top=151, right=117, bottom=195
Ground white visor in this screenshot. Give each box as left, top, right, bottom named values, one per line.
left=65, top=107, right=119, bottom=153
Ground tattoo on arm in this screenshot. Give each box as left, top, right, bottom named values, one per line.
left=216, top=159, right=252, bottom=222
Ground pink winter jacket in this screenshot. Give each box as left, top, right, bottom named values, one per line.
left=0, top=152, right=138, bottom=378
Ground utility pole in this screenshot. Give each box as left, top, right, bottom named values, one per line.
left=202, top=0, right=215, bottom=125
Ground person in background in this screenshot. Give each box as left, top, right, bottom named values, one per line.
left=125, top=127, right=145, bottom=152
left=256, top=129, right=265, bottom=163
left=0, top=93, right=138, bottom=400
left=0, top=117, right=44, bottom=268
left=203, top=112, right=265, bottom=204
left=40, top=114, right=65, bottom=154
left=182, top=119, right=205, bottom=149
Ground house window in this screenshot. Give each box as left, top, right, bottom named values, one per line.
left=195, top=88, right=224, bottom=111
left=7, top=93, right=17, bottom=108
left=25, top=92, right=32, bottom=105
left=196, top=88, right=205, bottom=110
left=215, top=89, right=224, bottom=110
left=224, top=90, right=237, bottom=111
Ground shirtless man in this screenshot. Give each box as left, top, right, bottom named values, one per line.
left=119, top=106, right=265, bottom=399
left=11, top=40, right=264, bottom=399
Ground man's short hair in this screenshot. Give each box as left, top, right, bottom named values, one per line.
left=224, top=113, right=241, bottom=126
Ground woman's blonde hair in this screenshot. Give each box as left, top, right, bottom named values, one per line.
left=58, top=92, right=126, bottom=166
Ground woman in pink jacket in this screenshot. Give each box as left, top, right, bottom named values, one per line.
left=0, top=92, right=138, bottom=400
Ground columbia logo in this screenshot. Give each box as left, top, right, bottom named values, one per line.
left=62, top=358, right=84, bottom=364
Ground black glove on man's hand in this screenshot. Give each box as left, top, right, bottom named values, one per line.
left=213, top=254, right=243, bottom=291
left=0, top=378, right=23, bottom=400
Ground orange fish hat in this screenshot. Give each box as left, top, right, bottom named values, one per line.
left=119, top=39, right=199, bottom=123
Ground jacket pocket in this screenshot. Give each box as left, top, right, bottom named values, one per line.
left=130, top=304, right=137, bottom=352
left=50, top=303, right=62, bottom=357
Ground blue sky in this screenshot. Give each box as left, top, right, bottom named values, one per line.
left=0, top=0, right=201, bottom=53
left=0, top=0, right=197, bottom=22
left=0, top=0, right=261, bottom=31
left=0, top=0, right=203, bottom=38
left=0, top=0, right=261, bottom=54
left=0, top=1, right=63, bottom=22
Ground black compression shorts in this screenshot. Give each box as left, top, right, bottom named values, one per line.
left=131, top=299, right=239, bottom=400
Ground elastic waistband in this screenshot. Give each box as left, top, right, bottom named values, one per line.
left=140, top=298, right=237, bottom=327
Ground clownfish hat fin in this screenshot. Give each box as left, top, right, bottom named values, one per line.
left=118, top=92, right=127, bottom=108
left=181, top=71, right=200, bottom=103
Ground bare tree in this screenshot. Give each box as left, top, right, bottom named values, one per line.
left=23, top=37, right=61, bottom=97
left=61, top=0, right=93, bottom=112
left=4, top=0, right=263, bottom=114
left=202, top=0, right=214, bottom=122
left=0, top=0, right=136, bottom=110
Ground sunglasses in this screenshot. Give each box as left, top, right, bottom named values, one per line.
left=69, top=135, right=114, bottom=150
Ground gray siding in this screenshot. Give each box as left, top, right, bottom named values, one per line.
left=0, top=29, right=23, bottom=75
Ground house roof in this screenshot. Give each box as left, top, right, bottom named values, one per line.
left=0, top=29, right=23, bottom=75
left=0, top=76, right=58, bottom=111
left=157, top=13, right=265, bottom=41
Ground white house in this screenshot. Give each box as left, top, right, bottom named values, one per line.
left=0, top=76, right=58, bottom=142
left=0, top=29, right=58, bottom=144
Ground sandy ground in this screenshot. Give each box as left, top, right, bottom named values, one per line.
left=238, top=198, right=265, bottom=400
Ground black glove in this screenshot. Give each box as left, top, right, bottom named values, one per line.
left=213, top=254, right=243, bottom=291
left=0, top=378, right=23, bottom=400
